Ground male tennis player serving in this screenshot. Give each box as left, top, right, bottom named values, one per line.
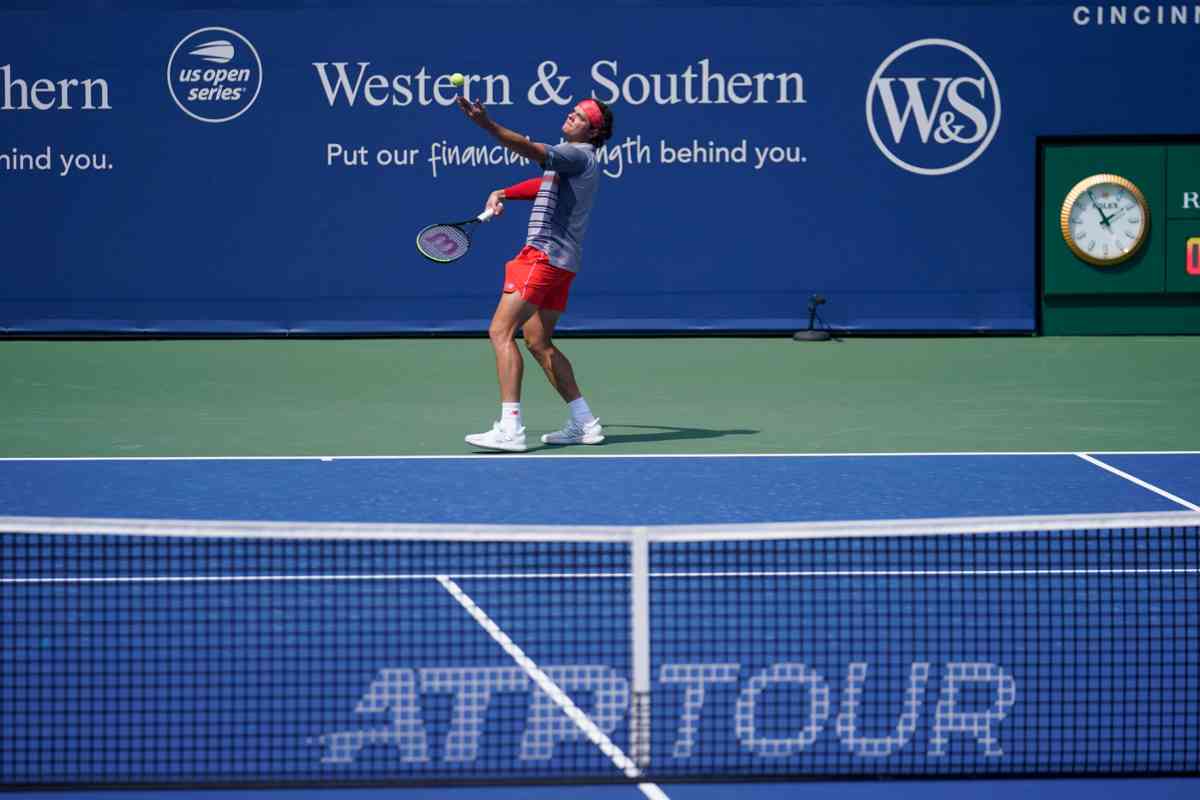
left=456, top=95, right=614, bottom=452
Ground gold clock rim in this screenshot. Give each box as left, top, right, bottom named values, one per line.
left=1058, top=173, right=1151, bottom=267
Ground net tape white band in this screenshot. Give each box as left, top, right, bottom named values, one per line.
left=3, top=511, right=1199, bottom=543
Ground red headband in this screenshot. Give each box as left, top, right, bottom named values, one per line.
left=577, top=99, right=603, bottom=130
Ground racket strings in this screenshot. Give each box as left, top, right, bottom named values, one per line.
left=418, top=224, right=471, bottom=262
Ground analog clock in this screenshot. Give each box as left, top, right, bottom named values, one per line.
left=1059, top=173, right=1150, bottom=267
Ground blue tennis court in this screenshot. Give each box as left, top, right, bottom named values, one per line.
left=2, top=451, right=1198, bottom=524
left=2, top=452, right=1198, bottom=800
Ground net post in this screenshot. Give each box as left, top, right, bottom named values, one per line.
left=630, top=525, right=652, bottom=768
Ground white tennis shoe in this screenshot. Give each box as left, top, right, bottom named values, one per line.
left=540, top=417, right=605, bottom=445
left=465, top=422, right=527, bottom=452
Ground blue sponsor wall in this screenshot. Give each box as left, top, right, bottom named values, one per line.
left=2, top=2, right=1197, bottom=334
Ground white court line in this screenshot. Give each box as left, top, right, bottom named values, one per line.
left=652, top=568, right=1199, bottom=578
left=0, top=516, right=634, bottom=542
left=6, top=567, right=1197, bottom=586
left=643, top=511, right=1200, bottom=542
left=1076, top=453, right=1200, bottom=512
left=0, top=572, right=630, bottom=585
left=2, top=450, right=1200, bottom=462
left=437, top=576, right=669, bottom=800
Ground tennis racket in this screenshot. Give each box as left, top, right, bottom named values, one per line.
left=416, top=208, right=496, bottom=263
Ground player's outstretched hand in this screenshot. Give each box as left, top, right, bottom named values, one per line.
left=456, top=96, right=492, bottom=129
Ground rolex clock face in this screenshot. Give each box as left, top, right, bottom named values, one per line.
left=1060, top=173, right=1150, bottom=267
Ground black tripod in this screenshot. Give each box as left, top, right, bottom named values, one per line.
left=793, top=294, right=831, bottom=341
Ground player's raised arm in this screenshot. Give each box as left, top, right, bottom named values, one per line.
left=456, top=96, right=549, bottom=165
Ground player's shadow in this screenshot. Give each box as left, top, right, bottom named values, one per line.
left=600, top=424, right=759, bottom=444
left=467, top=424, right=758, bottom=453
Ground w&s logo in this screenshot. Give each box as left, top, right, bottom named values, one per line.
left=866, top=39, right=1001, bottom=176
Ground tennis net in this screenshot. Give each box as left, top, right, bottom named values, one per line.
left=2, top=511, right=1198, bottom=788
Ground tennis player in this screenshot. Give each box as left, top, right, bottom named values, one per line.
left=456, top=95, right=614, bottom=452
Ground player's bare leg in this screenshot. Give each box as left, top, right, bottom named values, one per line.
left=465, top=292, right=540, bottom=452
left=490, top=292, right=540, bottom=401
left=524, top=307, right=604, bottom=445
left=522, top=307, right=581, bottom=402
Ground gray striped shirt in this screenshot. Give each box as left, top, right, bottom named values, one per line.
left=525, top=142, right=598, bottom=273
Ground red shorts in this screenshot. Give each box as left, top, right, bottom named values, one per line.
left=503, top=246, right=576, bottom=312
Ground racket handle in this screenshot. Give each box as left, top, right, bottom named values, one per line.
left=477, top=208, right=496, bottom=222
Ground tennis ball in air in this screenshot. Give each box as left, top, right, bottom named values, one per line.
left=450, top=72, right=465, bottom=87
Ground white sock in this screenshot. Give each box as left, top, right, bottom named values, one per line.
left=568, top=397, right=596, bottom=425
left=500, top=402, right=522, bottom=431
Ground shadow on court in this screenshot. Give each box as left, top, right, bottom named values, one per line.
left=465, top=425, right=759, bottom=454
left=600, top=424, right=760, bottom=444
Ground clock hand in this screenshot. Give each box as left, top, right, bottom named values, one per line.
left=1086, top=189, right=1113, bottom=227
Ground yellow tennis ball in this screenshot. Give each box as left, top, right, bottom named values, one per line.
left=450, top=72, right=465, bottom=87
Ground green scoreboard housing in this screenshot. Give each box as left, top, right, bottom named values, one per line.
left=1041, top=138, right=1200, bottom=335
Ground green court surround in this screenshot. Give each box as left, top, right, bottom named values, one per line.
left=2, top=337, right=1198, bottom=457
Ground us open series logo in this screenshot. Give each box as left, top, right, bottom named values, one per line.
left=866, top=39, right=1001, bottom=176
left=168, top=27, right=263, bottom=123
